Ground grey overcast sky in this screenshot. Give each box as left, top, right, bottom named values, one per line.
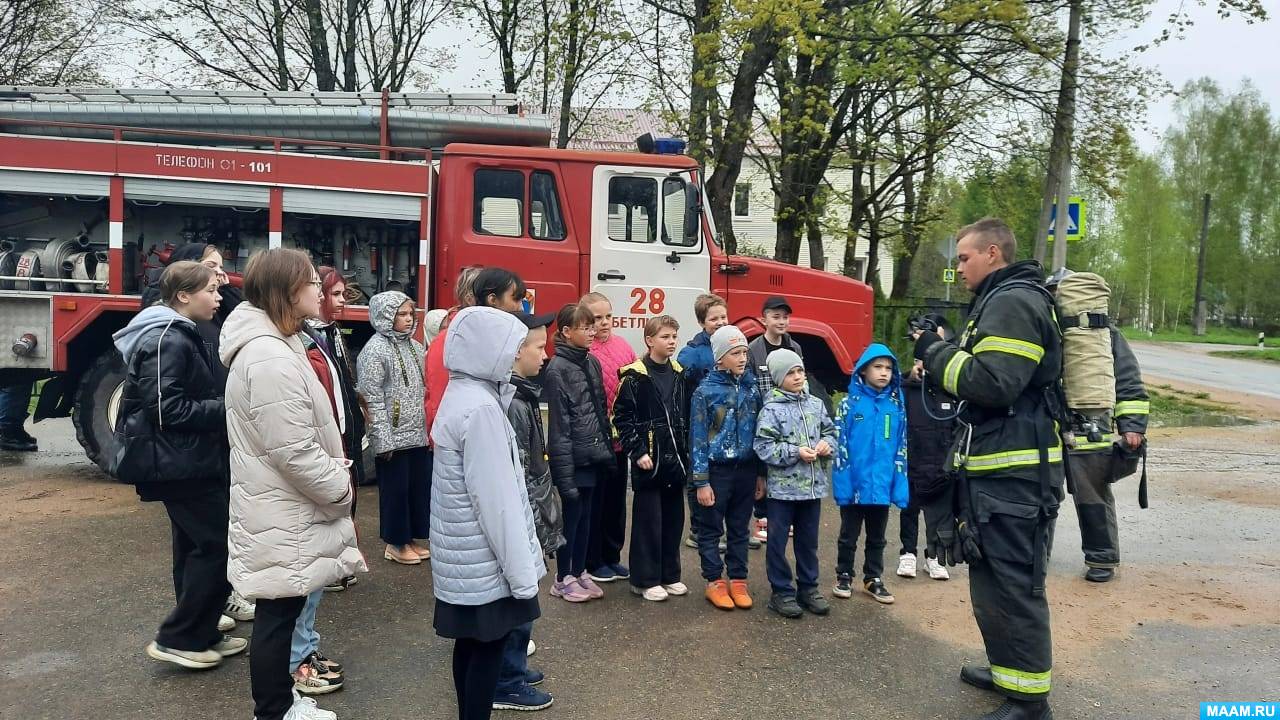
left=1115, top=0, right=1280, bottom=151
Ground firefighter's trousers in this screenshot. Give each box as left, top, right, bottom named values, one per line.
left=1066, top=450, right=1119, bottom=568
left=968, top=477, right=1054, bottom=701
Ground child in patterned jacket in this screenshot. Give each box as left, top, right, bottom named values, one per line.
left=753, top=349, right=838, bottom=619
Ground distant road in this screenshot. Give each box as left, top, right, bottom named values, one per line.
left=1129, top=341, right=1280, bottom=401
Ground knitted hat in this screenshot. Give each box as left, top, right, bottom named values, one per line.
left=767, top=348, right=804, bottom=387
left=423, top=308, right=449, bottom=345
left=710, top=325, right=748, bottom=362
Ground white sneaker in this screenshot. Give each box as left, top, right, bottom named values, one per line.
left=212, top=634, right=248, bottom=657
left=218, top=614, right=236, bottom=632
left=224, top=591, right=256, bottom=621
left=633, top=585, right=669, bottom=601
left=925, top=556, right=950, bottom=580
left=752, top=518, right=768, bottom=543
left=662, top=582, right=689, bottom=596
left=897, top=553, right=918, bottom=578
left=285, top=690, right=337, bottom=720
left=526, top=639, right=536, bottom=657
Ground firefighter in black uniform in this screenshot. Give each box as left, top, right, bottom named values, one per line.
left=1045, top=268, right=1148, bottom=583
left=913, top=218, right=1063, bottom=720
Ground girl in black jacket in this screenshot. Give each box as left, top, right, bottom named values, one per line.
left=544, top=302, right=613, bottom=603
left=111, top=261, right=243, bottom=670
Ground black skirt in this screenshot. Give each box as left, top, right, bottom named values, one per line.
left=433, top=595, right=541, bottom=643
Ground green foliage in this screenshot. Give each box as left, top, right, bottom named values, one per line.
left=1208, top=349, right=1280, bottom=364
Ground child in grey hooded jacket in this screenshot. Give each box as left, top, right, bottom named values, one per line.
left=753, top=349, right=837, bottom=618
left=357, top=290, right=430, bottom=565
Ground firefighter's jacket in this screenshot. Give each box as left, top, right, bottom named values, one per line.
left=918, top=260, right=1064, bottom=490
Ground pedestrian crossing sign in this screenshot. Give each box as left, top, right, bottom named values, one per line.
left=1047, top=197, right=1087, bottom=242
left=942, top=268, right=956, bottom=284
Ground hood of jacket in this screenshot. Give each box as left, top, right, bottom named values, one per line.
left=852, top=342, right=901, bottom=397
left=764, top=387, right=809, bottom=406
left=113, top=305, right=195, bottom=364
left=369, top=291, right=415, bottom=340
left=219, top=302, right=289, bottom=368
left=444, top=306, right=528, bottom=386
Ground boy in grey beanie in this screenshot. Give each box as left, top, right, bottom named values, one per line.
left=754, top=347, right=836, bottom=618
left=710, top=325, right=748, bottom=363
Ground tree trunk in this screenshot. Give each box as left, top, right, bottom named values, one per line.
left=302, top=0, right=335, bottom=91
left=687, top=0, right=721, bottom=167
left=705, top=22, right=779, bottom=255
left=1034, top=0, right=1083, bottom=263
left=271, top=0, right=289, bottom=90
left=341, top=0, right=359, bottom=91
left=806, top=213, right=826, bottom=270
left=555, top=0, right=582, bottom=149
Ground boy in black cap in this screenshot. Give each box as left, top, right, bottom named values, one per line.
left=493, top=310, right=559, bottom=712
left=746, top=295, right=804, bottom=545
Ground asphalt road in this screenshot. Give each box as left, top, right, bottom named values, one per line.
left=2, top=418, right=1279, bottom=720
left=1129, top=341, right=1280, bottom=400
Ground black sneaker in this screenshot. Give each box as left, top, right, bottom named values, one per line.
left=832, top=573, right=853, bottom=598
left=767, top=592, right=803, bottom=618
left=797, top=588, right=830, bottom=615
left=308, top=650, right=343, bottom=674
left=863, top=578, right=895, bottom=604
left=324, top=575, right=358, bottom=592
left=974, top=698, right=1053, bottom=720
left=492, top=684, right=554, bottom=711
left=1085, top=567, right=1114, bottom=583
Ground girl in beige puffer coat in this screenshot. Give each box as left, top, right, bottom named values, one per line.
left=219, top=249, right=367, bottom=720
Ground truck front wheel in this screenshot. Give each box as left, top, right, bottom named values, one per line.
left=72, top=350, right=126, bottom=476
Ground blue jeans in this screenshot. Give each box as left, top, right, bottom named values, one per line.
left=0, top=379, right=33, bottom=430
left=494, top=622, right=533, bottom=694
left=765, top=498, right=821, bottom=596
left=289, top=589, right=323, bottom=672
left=694, top=462, right=756, bottom=581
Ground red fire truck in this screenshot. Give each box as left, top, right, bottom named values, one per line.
left=0, top=87, right=873, bottom=473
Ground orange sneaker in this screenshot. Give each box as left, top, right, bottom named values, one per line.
left=705, top=579, right=734, bottom=610
left=729, top=579, right=753, bottom=609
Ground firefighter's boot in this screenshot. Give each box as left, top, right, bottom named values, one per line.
left=974, top=698, right=1053, bottom=720
left=960, top=665, right=996, bottom=692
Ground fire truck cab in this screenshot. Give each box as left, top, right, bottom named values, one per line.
left=0, top=87, right=873, bottom=474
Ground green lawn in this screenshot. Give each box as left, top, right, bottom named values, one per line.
left=1145, top=384, right=1253, bottom=427
left=1207, top=348, right=1280, bottom=365
left=1121, top=325, right=1280, bottom=347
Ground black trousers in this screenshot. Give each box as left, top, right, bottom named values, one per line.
left=968, top=476, right=1055, bottom=701
left=251, top=595, right=308, bottom=720
left=452, top=633, right=510, bottom=720
left=587, top=452, right=628, bottom=572
left=156, top=487, right=232, bottom=651
left=899, top=501, right=922, bottom=556
left=1067, top=450, right=1120, bottom=568
left=556, top=485, right=595, bottom=580
left=694, top=462, right=756, bottom=581
left=765, top=498, right=821, bottom=596
left=629, top=480, right=685, bottom=588
left=377, top=445, right=431, bottom=546
left=835, top=504, right=890, bottom=581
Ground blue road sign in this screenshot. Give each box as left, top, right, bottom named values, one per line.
left=1047, top=197, right=1087, bottom=242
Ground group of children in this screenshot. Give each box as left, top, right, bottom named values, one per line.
left=520, top=290, right=941, bottom=618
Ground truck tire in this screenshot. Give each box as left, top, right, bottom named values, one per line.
left=73, top=350, right=127, bottom=476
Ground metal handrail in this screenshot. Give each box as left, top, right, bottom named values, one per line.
left=2, top=86, right=519, bottom=109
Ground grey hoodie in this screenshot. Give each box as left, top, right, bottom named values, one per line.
left=356, top=291, right=426, bottom=455
left=113, top=305, right=195, bottom=364
left=430, top=306, right=545, bottom=605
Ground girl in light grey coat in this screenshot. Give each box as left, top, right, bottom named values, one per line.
left=357, top=291, right=430, bottom=565
left=430, top=306, right=544, bottom=720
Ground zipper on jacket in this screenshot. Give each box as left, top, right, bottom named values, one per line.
left=799, top=397, right=818, bottom=499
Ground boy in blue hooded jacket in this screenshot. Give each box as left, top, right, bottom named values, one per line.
left=832, top=343, right=909, bottom=604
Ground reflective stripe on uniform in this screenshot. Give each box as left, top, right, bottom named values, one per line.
left=1114, top=399, right=1150, bottom=416
left=973, top=335, right=1045, bottom=363
left=943, top=351, right=970, bottom=395
left=965, top=445, right=1063, bottom=472
left=1071, top=440, right=1113, bottom=452
left=990, top=665, right=1051, bottom=694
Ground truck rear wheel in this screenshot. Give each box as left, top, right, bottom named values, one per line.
left=72, top=350, right=127, bottom=476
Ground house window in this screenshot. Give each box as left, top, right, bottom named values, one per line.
left=734, top=183, right=750, bottom=217
left=474, top=169, right=523, bottom=237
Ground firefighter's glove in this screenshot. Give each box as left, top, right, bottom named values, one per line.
left=956, top=518, right=983, bottom=564
left=913, top=330, right=944, bottom=361
left=922, top=493, right=961, bottom=566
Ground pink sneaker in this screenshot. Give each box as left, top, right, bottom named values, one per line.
left=551, top=575, right=591, bottom=603
left=576, top=576, right=604, bottom=599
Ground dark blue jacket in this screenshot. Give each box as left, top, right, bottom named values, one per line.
left=833, top=343, right=908, bottom=507
left=688, top=368, right=761, bottom=487
left=677, top=331, right=715, bottom=397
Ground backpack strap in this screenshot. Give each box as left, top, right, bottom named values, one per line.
left=1059, top=311, right=1109, bottom=330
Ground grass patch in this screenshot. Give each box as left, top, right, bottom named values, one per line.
left=1207, top=348, right=1280, bottom=365
left=1122, top=325, right=1280, bottom=347
left=1146, top=384, right=1252, bottom=427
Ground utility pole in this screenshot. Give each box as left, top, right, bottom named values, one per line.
left=1051, top=152, right=1071, bottom=271
left=1192, top=193, right=1211, bottom=336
